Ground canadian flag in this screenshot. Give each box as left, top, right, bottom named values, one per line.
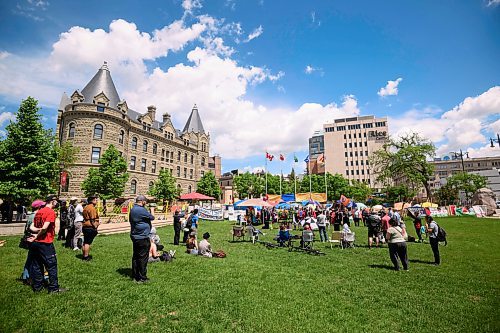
left=266, top=152, right=275, bottom=161
left=279, top=154, right=285, bottom=161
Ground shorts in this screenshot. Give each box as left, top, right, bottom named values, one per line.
left=82, top=227, right=98, bottom=245
left=368, top=227, right=379, bottom=238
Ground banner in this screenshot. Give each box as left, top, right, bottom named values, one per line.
left=295, top=193, right=327, bottom=203
left=199, top=207, right=223, bottom=221
left=406, top=207, right=427, bottom=219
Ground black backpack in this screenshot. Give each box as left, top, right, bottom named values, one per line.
left=436, top=224, right=447, bottom=246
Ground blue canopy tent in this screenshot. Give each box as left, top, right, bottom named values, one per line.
left=276, top=202, right=291, bottom=209
left=281, top=193, right=295, bottom=202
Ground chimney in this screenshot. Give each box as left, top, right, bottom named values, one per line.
left=147, top=105, right=156, bottom=121
left=162, top=112, right=171, bottom=124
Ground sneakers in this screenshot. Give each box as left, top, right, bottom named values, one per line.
left=169, top=250, right=176, bottom=258
left=82, top=256, right=92, bottom=262
left=73, top=247, right=79, bottom=251
left=48, top=288, right=68, bottom=294
left=135, top=278, right=150, bottom=284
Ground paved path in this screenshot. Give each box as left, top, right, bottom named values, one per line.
left=0, top=216, right=173, bottom=236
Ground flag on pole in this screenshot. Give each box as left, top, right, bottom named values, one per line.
left=294, top=155, right=298, bottom=163
left=266, top=152, right=275, bottom=161
left=304, top=155, right=309, bottom=163
left=340, top=194, right=350, bottom=206
left=279, top=154, right=285, bottom=161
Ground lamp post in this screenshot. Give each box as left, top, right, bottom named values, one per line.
left=490, top=133, right=500, bottom=148
left=57, top=162, right=64, bottom=198
left=450, top=149, right=469, bottom=173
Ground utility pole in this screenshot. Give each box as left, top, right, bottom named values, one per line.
left=490, top=133, right=500, bottom=148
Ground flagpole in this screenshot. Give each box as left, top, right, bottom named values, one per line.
left=294, top=156, right=297, bottom=195
left=280, top=168, right=282, bottom=195
left=308, top=158, right=312, bottom=199
left=265, top=151, right=268, bottom=197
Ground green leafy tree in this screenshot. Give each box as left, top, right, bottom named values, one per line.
left=197, top=171, right=222, bottom=200
left=81, top=145, right=129, bottom=216
left=0, top=97, right=58, bottom=212
left=346, top=180, right=372, bottom=202
left=370, top=133, right=436, bottom=200
left=148, top=169, right=180, bottom=212
left=234, top=172, right=265, bottom=198
left=52, top=141, right=80, bottom=191
left=326, top=173, right=350, bottom=201
left=434, top=183, right=459, bottom=206
left=266, top=174, right=280, bottom=194
left=446, top=172, right=487, bottom=204
left=384, top=184, right=416, bottom=204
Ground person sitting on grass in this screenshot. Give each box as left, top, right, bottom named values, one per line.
left=186, top=232, right=198, bottom=255
left=198, top=232, right=213, bottom=257
left=148, top=236, right=162, bottom=263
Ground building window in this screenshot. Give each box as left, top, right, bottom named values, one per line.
left=346, top=170, right=349, bottom=175
left=344, top=143, right=347, bottom=148
left=153, top=143, right=157, bottom=155
left=356, top=170, right=359, bottom=175
left=141, top=159, right=146, bottom=172
left=132, top=137, right=137, bottom=150
left=149, top=181, right=154, bottom=191
left=170, top=152, right=174, bottom=161
left=177, top=166, right=180, bottom=177
left=131, top=180, right=137, bottom=194
left=183, top=168, right=187, bottom=178
left=143, top=140, right=148, bottom=152
left=343, top=134, right=346, bottom=139
left=345, top=161, right=348, bottom=166
left=351, top=170, right=354, bottom=175
left=344, top=152, right=348, bottom=157
left=97, top=102, right=105, bottom=112
left=130, top=156, right=136, bottom=170
left=152, top=161, right=156, bottom=173
left=201, top=171, right=205, bottom=177
left=91, top=147, right=101, bottom=164
left=201, top=157, right=205, bottom=166
left=93, top=124, right=103, bottom=139
left=190, top=155, right=194, bottom=164
left=177, top=151, right=181, bottom=161
left=184, top=153, right=188, bottom=163
left=161, top=149, right=165, bottom=161
left=118, top=130, right=124, bottom=144
left=365, top=150, right=368, bottom=155
left=350, top=161, right=353, bottom=166
left=360, top=151, right=363, bottom=157
left=188, top=185, right=192, bottom=193
left=361, top=170, right=364, bottom=175
left=68, top=123, right=76, bottom=138
left=350, top=152, right=353, bottom=157
left=189, top=169, right=193, bottom=179
left=361, top=160, right=364, bottom=165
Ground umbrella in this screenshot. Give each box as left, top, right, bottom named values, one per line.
left=236, top=198, right=274, bottom=207
left=421, top=202, right=438, bottom=208
left=179, top=192, right=215, bottom=200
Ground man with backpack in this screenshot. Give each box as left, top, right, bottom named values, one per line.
left=426, top=215, right=441, bottom=265
left=367, top=210, right=381, bottom=249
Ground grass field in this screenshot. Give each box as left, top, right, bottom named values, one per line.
left=0, top=216, right=499, bottom=333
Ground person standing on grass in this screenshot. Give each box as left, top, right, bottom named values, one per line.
left=57, top=200, right=68, bottom=241
left=19, top=199, right=45, bottom=283
left=129, top=195, right=154, bottom=282
left=82, top=196, right=99, bottom=261
left=413, top=217, right=423, bottom=242
left=191, top=208, right=199, bottom=230
left=316, top=210, right=328, bottom=242
left=367, top=210, right=381, bottom=249
left=64, top=197, right=77, bottom=248
left=27, top=195, right=67, bottom=293
left=173, top=210, right=183, bottom=245
left=386, top=217, right=408, bottom=271
left=380, top=211, right=391, bottom=243
left=426, top=215, right=440, bottom=265
left=73, top=198, right=84, bottom=251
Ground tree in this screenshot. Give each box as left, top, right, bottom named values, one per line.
left=384, top=184, right=416, bottom=204
left=0, top=97, right=58, bottom=212
left=148, top=169, right=180, bottom=212
left=197, top=171, right=222, bottom=200
left=346, top=180, right=372, bottom=202
left=52, top=141, right=80, bottom=191
left=81, top=145, right=129, bottom=216
left=233, top=172, right=265, bottom=199
left=434, top=184, right=459, bottom=206
left=326, top=173, right=350, bottom=201
left=446, top=172, right=487, bottom=204
left=370, top=133, right=436, bottom=200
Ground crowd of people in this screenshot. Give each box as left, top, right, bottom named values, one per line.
left=16, top=194, right=444, bottom=293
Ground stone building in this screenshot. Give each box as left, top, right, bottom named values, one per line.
left=56, top=62, right=220, bottom=199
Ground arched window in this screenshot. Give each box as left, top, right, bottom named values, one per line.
left=118, top=130, right=124, bottom=144
left=131, top=180, right=137, bottom=194
left=177, top=151, right=181, bottom=161
left=93, top=124, right=103, bottom=139
left=152, top=143, right=157, bottom=155
left=68, top=123, right=76, bottom=138
left=143, top=140, right=148, bottom=152
left=131, top=137, right=137, bottom=149
left=149, top=181, right=154, bottom=191
left=184, top=153, right=188, bottom=163
left=190, top=155, right=194, bottom=164
left=188, top=185, right=192, bottom=193
left=201, top=157, right=205, bottom=166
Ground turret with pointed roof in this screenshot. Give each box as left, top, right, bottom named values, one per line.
left=58, top=92, right=71, bottom=111
left=81, top=62, right=121, bottom=108
left=182, top=104, right=205, bottom=134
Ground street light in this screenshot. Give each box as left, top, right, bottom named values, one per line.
left=450, top=149, right=469, bottom=172
left=57, top=162, right=64, bottom=198
left=490, top=133, right=500, bottom=148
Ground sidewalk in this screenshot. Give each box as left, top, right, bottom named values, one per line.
left=0, top=216, right=173, bottom=236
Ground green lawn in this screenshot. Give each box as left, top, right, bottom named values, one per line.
left=0, top=216, right=499, bottom=333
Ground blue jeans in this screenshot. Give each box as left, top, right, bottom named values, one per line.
left=29, top=242, right=59, bottom=292
left=318, top=226, right=328, bottom=242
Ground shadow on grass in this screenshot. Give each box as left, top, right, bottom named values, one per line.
left=369, top=264, right=395, bottom=271
left=116, top=267, right=133, bottom=278
left=409, top=259, right=435, bottom=265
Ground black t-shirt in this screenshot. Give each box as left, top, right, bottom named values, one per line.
left=367, top=214, right=381, bottom=228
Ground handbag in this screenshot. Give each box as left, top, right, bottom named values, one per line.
left=18, top=237, right=29, bottom=249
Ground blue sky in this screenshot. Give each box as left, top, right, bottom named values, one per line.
left=0, top=0, right=499, bottom=175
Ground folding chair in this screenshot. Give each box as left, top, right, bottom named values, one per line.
left=342, top=232, right=355, bottom=249
left=301, top=230, right=314, bottom=250
left=232, top=225, right=245, bottom=242
left=328, top=231, right=343, bottom=249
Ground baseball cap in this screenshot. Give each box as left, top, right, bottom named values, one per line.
left=136, top=195, right=147, bottom=202
left=45, top=194, right=58, bottom=203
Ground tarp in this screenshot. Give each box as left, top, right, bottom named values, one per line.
left=236, top=198, right=274, bottom=207
left=276, top=202, right=291, bottom=209
left=179, top=192, right=215, bottom=200
left=267, top=194, right=282, bottom=202
left=295, top=192, right=327, bottom=203
left=281, top=193, right=295, bottom=202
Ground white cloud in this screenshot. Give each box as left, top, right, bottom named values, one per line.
left=0, top=112, right=16, bottom=126
left=487, top=0, right=500, bottom=7
left=467, top=144, right=500, bottom=158
left=378, top=77, right=403, bottom=97
left=304, top=65, right=323, bottom=75
left=488, top=119, right=500, bottom=134
left=245, top=25, right=263, bottom=42
left=0, top=51, right=10, bottom=60
left=441, top=86, right=500, bottom=120
left=182, top=0, right=202, bottom=13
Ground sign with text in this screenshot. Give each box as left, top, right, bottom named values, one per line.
left=199, top=207, right=223, bottom=221
left=368, top=130, right=387, bottom=141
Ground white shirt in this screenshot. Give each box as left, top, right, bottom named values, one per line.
left=74, top=204, right=84, bottom=222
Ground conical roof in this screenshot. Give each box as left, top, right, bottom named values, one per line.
left=81, top=62, right=121, bottom=108
left=58, top=92, right=71, bottom=111
left=182, top=104, right=205, bottom=134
